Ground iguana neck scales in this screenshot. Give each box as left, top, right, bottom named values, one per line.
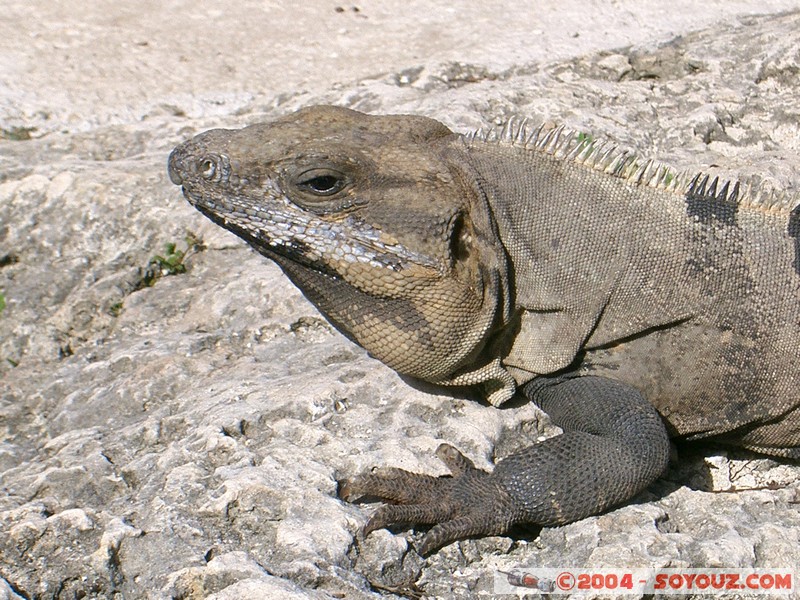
left=169, top=105, right=800, bottom=554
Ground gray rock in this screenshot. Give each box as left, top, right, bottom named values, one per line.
left=1, top=4, right=798, bottom=599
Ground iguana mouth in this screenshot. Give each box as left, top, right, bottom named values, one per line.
left=183, top=182, right=442, bottom=283
left=188, top=195, right=332, bottom=276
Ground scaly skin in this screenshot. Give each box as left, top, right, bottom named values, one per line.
left=169, top=105, right=800, bottom=554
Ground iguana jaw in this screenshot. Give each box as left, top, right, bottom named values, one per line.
left=173, top=166, right=445, bottom=295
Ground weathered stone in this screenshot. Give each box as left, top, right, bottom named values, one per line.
left=1, top=4, right=798, bottom=599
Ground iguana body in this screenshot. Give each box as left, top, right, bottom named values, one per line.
left=168, top=106, right=800, bottom=554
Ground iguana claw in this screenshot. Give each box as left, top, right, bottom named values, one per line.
left=339, top=444, right=519, bottom=555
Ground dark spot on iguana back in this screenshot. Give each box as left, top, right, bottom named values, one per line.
left=683, top=175, right=756, bottom=302
left=685, top=174, right=739, bottom=225
left=788, top=204, right=800, bottom=276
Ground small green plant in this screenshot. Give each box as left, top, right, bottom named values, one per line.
left=142, top=232, right=205, bottom=287
left=108, top=301, right=124, bottom=317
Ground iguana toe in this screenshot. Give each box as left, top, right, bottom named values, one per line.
left=340, top=444, right=519, bottom=554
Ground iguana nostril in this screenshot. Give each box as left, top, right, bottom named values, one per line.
left=198, top=157, right=216, bottom=180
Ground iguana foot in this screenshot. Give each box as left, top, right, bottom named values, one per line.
left=340, top=444, right=520, bottom=555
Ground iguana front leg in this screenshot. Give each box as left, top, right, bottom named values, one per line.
left=340, top=376, right=671, bottom=554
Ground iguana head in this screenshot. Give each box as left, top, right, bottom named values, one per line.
left=169, top=106, right=511, bottom=394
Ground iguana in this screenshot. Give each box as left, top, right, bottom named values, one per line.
left=168, top=105, right=800, bottom=555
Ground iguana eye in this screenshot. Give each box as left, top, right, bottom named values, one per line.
left=296, top=169, right=346, bottom=196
